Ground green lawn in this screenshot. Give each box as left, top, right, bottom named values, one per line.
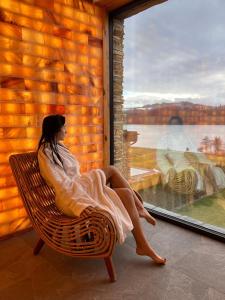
left=130, top=146, right=225, bottom=229
left=176, top=190, right=225, bottom=229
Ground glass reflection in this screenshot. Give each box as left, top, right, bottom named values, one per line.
left=122, top=0, right=225, bottom=230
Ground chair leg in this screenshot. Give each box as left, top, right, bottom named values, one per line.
left=33, top=238, right=45, bottom=255
left=104, top=256, right=117, bottom=282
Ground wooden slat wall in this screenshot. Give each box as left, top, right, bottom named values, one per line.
left=93, top=0, right=133, bottom=11
left=93, top=0, right=168, bottom=14
left=0, top=0, right=105, bottom=238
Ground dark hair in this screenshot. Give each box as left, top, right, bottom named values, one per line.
left=38, top=114, right=65, bottom=166
left=168, top=116, right=183, bottom=125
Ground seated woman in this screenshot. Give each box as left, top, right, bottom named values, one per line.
left=37, top=114, right=166, bottom=265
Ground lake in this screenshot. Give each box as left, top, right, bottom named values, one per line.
left=126, top=124, right=225, bottom=152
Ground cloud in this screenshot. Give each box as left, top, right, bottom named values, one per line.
left=123, top=0, right=225, bottom=107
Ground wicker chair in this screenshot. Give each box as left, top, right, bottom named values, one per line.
left=9, top=152, right=117, bottom=282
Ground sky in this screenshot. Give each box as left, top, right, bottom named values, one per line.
left=123, top=0, right=225, bottom=108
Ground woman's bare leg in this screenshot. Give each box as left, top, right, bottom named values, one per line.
left=102, top=166, right=156, bottom=225
left=113, top=187, right=166, bottom=264
left=133, top=191, right=156, bottom=226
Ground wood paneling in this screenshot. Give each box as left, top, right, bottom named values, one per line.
left=102, top=11, right=110, bottom=167
left=93, top=0, right=133, bottom=11
left=93, top=0, right=167, bottom=14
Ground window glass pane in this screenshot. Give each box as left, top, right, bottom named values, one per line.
left=122, top=0, right=225, bottom=230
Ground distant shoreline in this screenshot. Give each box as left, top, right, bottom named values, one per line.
left=125, top=101, right=225, bottom=125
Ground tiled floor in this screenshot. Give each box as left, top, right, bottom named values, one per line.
left=1, top=219, right=225, bottom=300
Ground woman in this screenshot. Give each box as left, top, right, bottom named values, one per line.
left=38, top=114, right=166, bottom=264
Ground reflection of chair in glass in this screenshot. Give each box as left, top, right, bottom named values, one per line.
left=184, top=151, right=225, bottom=193
left=156, top=149, right=198, bottom=195
left=157, top=148, right=225, bottom=196
left=9, top=152, right=117, bottom=282
left=157, top=116, right=225, bottom=196
left=166, top=167, right=197, bottom=195
left=156, top=116, right=200, bottom=196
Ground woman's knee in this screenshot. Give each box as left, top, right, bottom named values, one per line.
left=102, top=165, right=116, bottom=176
left=108, top=165, right=119, bottom=175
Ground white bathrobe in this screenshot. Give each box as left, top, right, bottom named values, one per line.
left=38, top=142, right=133, bottom=244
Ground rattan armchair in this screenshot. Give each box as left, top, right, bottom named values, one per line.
left=9, top=152, right=117, bottom=282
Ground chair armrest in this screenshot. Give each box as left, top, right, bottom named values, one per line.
left=35, top=206, right=117, bottom=258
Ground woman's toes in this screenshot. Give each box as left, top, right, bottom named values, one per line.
left=136, top=248, right=166, bottom=265
left=147, top=215, right=156, bottom=225
left=140, top=210, right=156, bottom=225
left=154, top=256, right=167, bottom=265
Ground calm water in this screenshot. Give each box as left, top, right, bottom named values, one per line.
left=126, top=124, right=225, bottom=152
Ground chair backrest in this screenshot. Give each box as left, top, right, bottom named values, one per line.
left=9, top=152, right=62, bottom=227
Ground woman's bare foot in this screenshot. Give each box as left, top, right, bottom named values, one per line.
left=136, top=247, right=166, bottom=265
left=139, top=209, right=156, bottom=226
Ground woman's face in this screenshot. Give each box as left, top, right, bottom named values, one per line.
left=56, top=124, right=67, bottom=141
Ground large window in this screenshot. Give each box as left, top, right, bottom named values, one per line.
left=119, top=0, right=225, bottom=232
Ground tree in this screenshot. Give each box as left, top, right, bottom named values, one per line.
left=213, top=136, right=223, bottom=153
left=201, top=136, right=211, bottom=152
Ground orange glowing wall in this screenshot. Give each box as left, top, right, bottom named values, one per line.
left=0, top=0, right=105, bottom=238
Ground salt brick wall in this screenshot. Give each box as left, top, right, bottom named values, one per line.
left=0, top=0, right=105, bottom=238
